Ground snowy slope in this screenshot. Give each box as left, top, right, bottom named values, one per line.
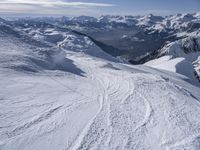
left=1, top=19, right=200, bottom=150
left=13, top=21, right=116, bottom=61
left=145, top=36, right=200, bottom=84
left=145, top=56, right=199, bottom=86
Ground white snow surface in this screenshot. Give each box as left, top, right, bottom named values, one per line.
left=145, top=56, right=199, bottom=86
left=1, top=24, right=200, bottom=150
left=146, top=36, right=200, bottom=85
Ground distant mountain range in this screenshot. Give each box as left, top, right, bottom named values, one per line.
left=12, top=13, right=200, bottom=61
left=1, top=13, right=200, bottom=81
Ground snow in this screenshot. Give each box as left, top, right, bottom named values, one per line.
left=1, top=51, right=200, bottom=149
left=194, top=56, right=200, bottom=79
left=1, top=17, right=200, bottom=150
left=136, top=14, right=163, bottom=27
left=98, top=15, right=127, bottom=23
left=146, top=36, right=200, bottom=84
left=145, top=56, right=199, bottom=86
left=161, top=37, right=200, bottom=60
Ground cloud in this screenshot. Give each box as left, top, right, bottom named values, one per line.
left=0, top=0, right=116, bottom=15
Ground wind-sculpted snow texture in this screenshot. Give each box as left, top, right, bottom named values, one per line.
left=1, top=17, right=200, bottom=150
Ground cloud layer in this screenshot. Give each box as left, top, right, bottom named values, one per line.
left=0, top=0, right=115, bottom=15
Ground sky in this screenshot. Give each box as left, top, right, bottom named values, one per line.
left=0, top=0, right=200, bottom=17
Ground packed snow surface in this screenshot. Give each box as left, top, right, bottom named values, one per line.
left=1, top=21, right=200, bottom=150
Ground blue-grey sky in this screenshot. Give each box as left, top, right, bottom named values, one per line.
left=0, top=0, right=200, bottom=16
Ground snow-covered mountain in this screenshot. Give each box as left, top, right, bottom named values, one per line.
left=0, top=18, right=115, bottom=73
left=10, top=13, right=199, bottom=60
left=40, top=13, right=199, bottom=62
left=145, top=36, right=200, bottom=84
left=1, top=15, right=200, bottom=150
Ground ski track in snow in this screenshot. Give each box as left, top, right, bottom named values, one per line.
left=66, top=55, right=200, bottom=150
left=1, top=52, right=200, bottom=150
